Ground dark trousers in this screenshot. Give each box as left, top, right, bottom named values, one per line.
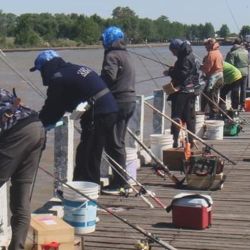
left=239, top=75, right=248, bottom=107
left=105, top=102, right=136, bottom=188
left=0, top=121, right=45, bottom=250
left=73, top=112, right=117, bottom=185
left=170, top=92, right=196, bottom=144
left=219, top=79, right=241, bottom=110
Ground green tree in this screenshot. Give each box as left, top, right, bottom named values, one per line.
left=15, top=14, right=42, bottom=46
left=218, top=24, right=230, bottom=38
left=202, top=22, right=215, bottom=39
left=240, top=25, right=250, bottom=37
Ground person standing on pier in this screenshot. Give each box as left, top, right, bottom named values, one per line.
left=30, top=50, right=118, bottom=185
left=0, top=88, right=45, bottom=250
left=219, top=61, right=242, bottom=111
left=163, top=39, right=198, bottom=148
left=225, top=38, right=249, bottom=111
left=200, top=38, right=224, bottom=119
left=100, top=26, right=136, bottom=195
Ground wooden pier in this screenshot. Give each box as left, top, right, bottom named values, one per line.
left=81, top=112, right=250, bottom=250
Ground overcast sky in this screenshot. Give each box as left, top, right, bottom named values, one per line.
left=1, top=0, right=250, bottom=33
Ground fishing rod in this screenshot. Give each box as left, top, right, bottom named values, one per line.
left=218, top=96, right=250, bottom=125
left=127, top=128, right=185, bottom=187
left=136, top=75, right=167, bottom=84
left=104, top=152, right=167, bottom=209
left=0, top=49, right=46, bottom=99
left=39, top=166, right=178, bottom=250
left=144, top=101, right=236, bottom=165
left=201, top=92, right=235, bottom=122
left=128, top=49, right=171, bottom=68
left=103, top=154, right=155, bottom=208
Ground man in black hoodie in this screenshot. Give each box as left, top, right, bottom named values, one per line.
left=30, top=50, right=118, bottom=185
left=100, top=26, right=136, bottom=195
left=163, top=39, right=197, bottom=148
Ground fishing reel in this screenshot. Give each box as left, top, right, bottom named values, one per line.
left=134, top=238, right=153, bottom=250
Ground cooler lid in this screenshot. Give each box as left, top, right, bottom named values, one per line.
left=172, top=192, right=213, bottom=208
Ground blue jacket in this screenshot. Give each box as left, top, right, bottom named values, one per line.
left=39, top=58, right=118, bottom=127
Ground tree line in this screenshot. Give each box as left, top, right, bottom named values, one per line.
left=1, top=7, right=250, bottom=48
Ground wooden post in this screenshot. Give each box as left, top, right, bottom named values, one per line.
left=54, top=114, right=74, bottom=195
left=153, top=89, right=166, bottom=134
left=127, top=95, right=145, bottom=146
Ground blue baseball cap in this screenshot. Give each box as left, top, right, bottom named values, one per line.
left=30, top=50, right=60, bottom=72
left=101, top=26, right=124, bottom=49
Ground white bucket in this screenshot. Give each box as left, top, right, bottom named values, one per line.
left=63, top=181, right=99, bottom=234
left=150, top=133, right=173, bottom=161
left=126, top=147, right=139, bottom=185
left=195, top=112, right=205, bottom=138
left=204, top=120, right=224, bottom=140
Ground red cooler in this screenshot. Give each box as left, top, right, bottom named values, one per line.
left=167, top=193, right=213, bottom=230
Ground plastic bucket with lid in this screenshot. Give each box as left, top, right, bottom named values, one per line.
left=150, top=133, right=173, bottom=160
left=204, top=120, right=224, bottom=140
left=63, top=181, right=99, bottom=234
left=126, top=147, right=139, bottom=185
left=195, top=112, right=205, bottom=138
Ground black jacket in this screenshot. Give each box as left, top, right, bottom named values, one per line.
left=169, top=41, right=197, bottom=92
left=101, top=40, right=136, bottom=103
left=39, top=58, right=118, bottom=127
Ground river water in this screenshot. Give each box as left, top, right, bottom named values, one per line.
left=0, top=45, right=232, bottom=210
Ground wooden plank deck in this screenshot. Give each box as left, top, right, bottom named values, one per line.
left=82, top=112, right=250, bottom=250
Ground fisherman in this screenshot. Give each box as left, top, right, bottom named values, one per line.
left=200, top=38, right=224, bottom=119
left=100, top=26, right=136, bottom=195
left=225, top=37, right=249, bottom=111
left=30, top=50, right=118, bottom=185
left=0, top=88, right=45, bottom=250
left=219, top=61, right=242, bottom=111
left=163, top=39, right=198, bottom=148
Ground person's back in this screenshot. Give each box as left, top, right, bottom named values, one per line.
left=100, top=26, right=136, bottom=195
left=200, top=38, right=224, bottom=118
left=225, top=38, right=249, bottom=111
left=0, top=88, right=45, bottom=250
left=223, top=61, right=242, bottom=85
left=37, top=56, right=117, bottom=126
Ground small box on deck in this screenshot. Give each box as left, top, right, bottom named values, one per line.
left=26, top=215, right=75, bottom=250
left=162, top=147, right=201, bottom=171
left=167, top=193, right=213, bottom=230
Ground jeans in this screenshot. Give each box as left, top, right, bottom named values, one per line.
left=0, top=121, right=45, bottom=250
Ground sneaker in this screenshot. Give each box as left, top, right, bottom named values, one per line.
left=101, top=186, right=133, bottom=196
left=239, top=106, right=245, bottom=112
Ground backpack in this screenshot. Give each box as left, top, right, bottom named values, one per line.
left=0, top=88, right=34, bottom=135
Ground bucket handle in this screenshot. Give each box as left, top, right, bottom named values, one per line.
left=65, top=200, right=88, bottom=212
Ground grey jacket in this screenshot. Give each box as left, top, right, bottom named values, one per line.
left=225, top=44, right=249, bottom=76
left=101, top=40, right=136, bottom=103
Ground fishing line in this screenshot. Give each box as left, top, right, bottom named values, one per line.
left=38, top=165, right=178, bottom=250
left=128, top=49, right=171, bottom=67
left=132, top=50, right=162, bottom=89
left=0, top=50, right=46, bottom=99
left=225, top=0, right=241, bottom=33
